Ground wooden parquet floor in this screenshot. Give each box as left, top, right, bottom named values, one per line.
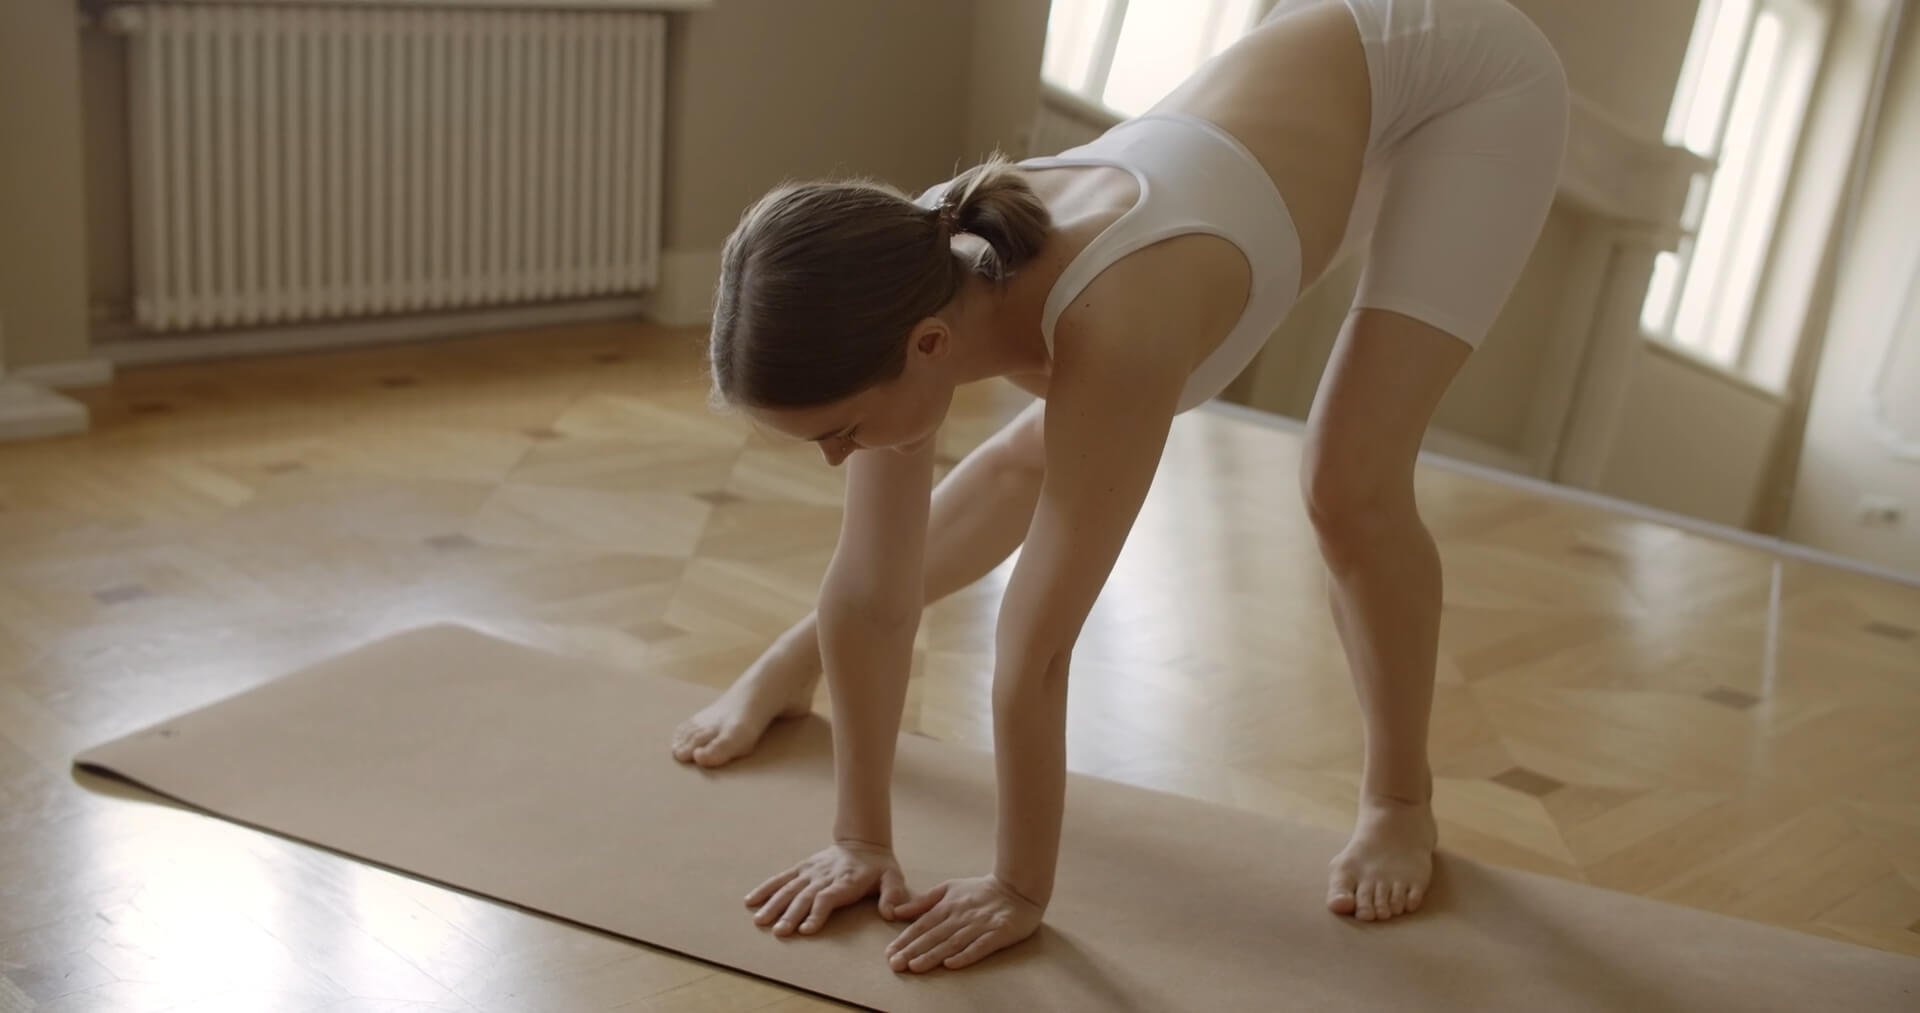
left=2, top=321, right=1916, bottom=1010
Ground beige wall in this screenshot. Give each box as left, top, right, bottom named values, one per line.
left=1786, top=5, right=1920, bottom=573
left=965, top=0, right=1052, bottom=161
left=1506, top=0, right=1698, bottom=135
left=661, top=0, right=977, bottom=253
left=0, top=0, right=93, bottom=369
left=1600, top=345, right=1788, bottom=526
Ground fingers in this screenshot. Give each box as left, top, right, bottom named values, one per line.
left=800, top=881, right=862, bottom=935
left=945, top=927, right=1009, bottom=970
left=878, top=866, right=909, bottom=921
left=887, top=914, right=956, bottom=973
left=910, top=922, right=988, bottom=973
left=773, top=883, right=822, bottom=937
left=892, top=881, right=947, bottom=922
left=754, top=876, right=809, bottom=927
left=746, top=868, right=796, bottom=909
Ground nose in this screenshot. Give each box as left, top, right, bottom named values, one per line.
left=820, top=442, right=852, bottom=467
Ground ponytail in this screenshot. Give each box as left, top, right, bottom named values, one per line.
left=935, top=154, right=1051, bottom=282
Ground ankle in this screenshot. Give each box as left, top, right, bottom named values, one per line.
left=1362, top=765, right=1433, bottom=807
left=768, top=624, right=822, bottom=676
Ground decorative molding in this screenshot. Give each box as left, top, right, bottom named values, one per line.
left=1555, top=94, right=1713, bottom=247
left=0, top=379, right=89, bottom=443
left=13, top=358, right=116, bottom=390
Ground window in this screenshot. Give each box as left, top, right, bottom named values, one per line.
left=1042, top=0, right=1267, bottom=118
left=1641, top=0, right=1830, bottom=371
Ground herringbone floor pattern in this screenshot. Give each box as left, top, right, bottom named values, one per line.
left=2, top=321, right=1915, bottom=1010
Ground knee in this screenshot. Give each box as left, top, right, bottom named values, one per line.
left=991, top=404, right=1047, bottom=477
left=1298, top=434, right=1412, bottom=548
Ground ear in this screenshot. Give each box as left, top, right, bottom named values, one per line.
left=908, top=317, right=950, bottom=359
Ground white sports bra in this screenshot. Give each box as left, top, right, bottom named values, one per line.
left=922, top=112, right=1303, bottom=413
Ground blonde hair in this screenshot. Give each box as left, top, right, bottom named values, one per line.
left=709, top=155, right=1051, bottom=409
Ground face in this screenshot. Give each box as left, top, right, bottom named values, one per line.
left=746, top=320, right=956, bottom=467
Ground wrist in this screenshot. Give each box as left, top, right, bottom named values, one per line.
left=990, top=870, right=1049, bottom=911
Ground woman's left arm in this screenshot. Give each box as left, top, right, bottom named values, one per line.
left=885, top=314, right=1188, bottom=973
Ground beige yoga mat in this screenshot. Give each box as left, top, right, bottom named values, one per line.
left=76, top=625, right=1916, bottom=1011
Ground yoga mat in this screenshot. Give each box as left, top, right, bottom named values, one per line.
left=75, top=625, right=1917, bottom=1011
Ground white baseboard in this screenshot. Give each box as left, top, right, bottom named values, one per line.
left=93, top=297, right=648, bottom=368
left=12, top=357, right=116, bottom=389
left=1417, top=426, right=1536, bottom=476
left=641, top=249, right=721, bottom=329
left=0, top=378, right=89, bottom=442
left=1201, top=398, right=1920, bottom=589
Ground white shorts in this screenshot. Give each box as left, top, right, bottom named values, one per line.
left=1273, top=0, right=1570, bottom=346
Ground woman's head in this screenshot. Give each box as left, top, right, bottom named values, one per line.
left=708, top=155, right=1050, bottom=461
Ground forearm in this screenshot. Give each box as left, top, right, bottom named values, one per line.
left=990, top=652, right=1071, bottom=908
left=818, top=596, right=921, bottom=848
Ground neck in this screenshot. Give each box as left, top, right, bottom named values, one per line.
left=948, top=270, right=1051, bottom=385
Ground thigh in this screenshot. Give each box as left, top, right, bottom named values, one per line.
left=962, top=399, right=1047, bottom=474
left=1351, top=69, right=1569, bottom=348
left=1303, top=308, right=1470, bottom=505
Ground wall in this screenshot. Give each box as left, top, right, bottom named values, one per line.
left=0, top=0, right=93, bottom=369
left=1599, top=345, right=1787, bottom=525
left=1786, top=4, right=1920, bottom=573
left=660, top=0, right=975, bottom=253
left=965, top=0, right=1052, bottom=161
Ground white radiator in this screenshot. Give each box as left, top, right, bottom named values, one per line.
left=112, top=4, right=666, bottom=332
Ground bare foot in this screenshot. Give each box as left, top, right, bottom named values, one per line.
left=671, top=643, right=819, bottom=768
left=1326, top=792, right=1438, bottom=922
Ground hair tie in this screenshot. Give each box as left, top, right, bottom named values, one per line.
left=935, top=197, right=962, bottom=236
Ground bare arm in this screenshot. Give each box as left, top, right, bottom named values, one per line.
left=818, top=436, right=936, bottom=848
left=990, top=338, right=1183, bottom=907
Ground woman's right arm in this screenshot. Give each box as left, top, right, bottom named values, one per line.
left=816, top=435, right=935, bottom=850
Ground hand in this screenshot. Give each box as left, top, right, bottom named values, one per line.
left=746, top=841, right=911, bottom=937
left=886, top=875, right=1044, bottom=973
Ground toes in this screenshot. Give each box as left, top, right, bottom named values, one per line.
left=1389, top=882, right=1409, bottom=917
left=681, top=729, right=719, bottom=765
left=1326, top=871, right=1358, bottom=916
left=1353, top=881, right=1374, bottom=921
left=693, top=729, right=744, bottom=768
left=1372, top=883, right=1393, bottom=921
left=1407, top=884, right=1425, bottom=913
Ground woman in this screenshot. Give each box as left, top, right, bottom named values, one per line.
left=672, top=0, right=1567, bottom=973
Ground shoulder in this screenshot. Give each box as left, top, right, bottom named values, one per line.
left=1047, top=233, right=1246, bottom=396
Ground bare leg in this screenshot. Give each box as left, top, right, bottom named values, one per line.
left=672, top=402, right=1047, bottom=766
left=1301, top=309, right=1469, bottom=922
